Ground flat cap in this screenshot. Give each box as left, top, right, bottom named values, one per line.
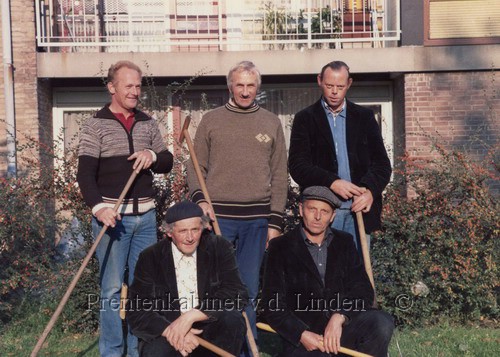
left=301, top=186, right=342, bottom=209
left=165, top=201, right=204, bottom=224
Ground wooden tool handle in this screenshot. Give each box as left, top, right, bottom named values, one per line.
left=197, top=336, right=235, bottom=357
left=355, top=211, right=375, bottom=290
left=31, top=171, right=138, bottom=356
left=256, top=323, right=373, bottom=357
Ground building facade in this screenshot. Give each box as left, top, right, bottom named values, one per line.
left=1, top=0, right=499, bottom=189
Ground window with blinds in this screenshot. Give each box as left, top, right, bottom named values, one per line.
left=425, top=0, right=500, bottom=45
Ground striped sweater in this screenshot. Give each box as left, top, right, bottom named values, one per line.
left=77, top=104, right=173, bottom=215
left=187, top=102, right=288, bottom=231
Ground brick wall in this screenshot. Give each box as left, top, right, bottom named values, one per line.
left=392, top=74, right=406, bottom=171
left=404, top=71, right=499, bottom=193
left=0, top=0, right=43, bottom=176
left=405, top=71, right=499, bottom=158
left=38, top=78, right=54, bottom=172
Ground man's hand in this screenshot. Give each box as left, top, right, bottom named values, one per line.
left=266, top=228, right=281, bottom=249
left=330, top=179, right=365, bottom=200
left=300, top=330, right=326, bottom=352
left=162, top=309, right=208, bottom=352
left=323, top=313, right=346, bottom=354
left=128, top=149, right=154, bottom=173
left=199, top=202, right=216, bottom=222
left=95, top=207, right=121, bottom=227
left=351, top=189, right=373, bottom=213
left=178, top=329, right=203, bottom=357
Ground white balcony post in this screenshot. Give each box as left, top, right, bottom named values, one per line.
left=218, top=0, right=223, bottom=51
left=35, top=0, right=43, bottom=45
left=307, top=0, right=312, bottom=49
left=127, top=0, right=133, bottom=51
left=94, top=0, right=99, bottom=48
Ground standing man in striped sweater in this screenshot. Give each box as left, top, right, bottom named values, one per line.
left=77, top=60, right=173, bottom=357
left=187, top=61, right=288, bottom=355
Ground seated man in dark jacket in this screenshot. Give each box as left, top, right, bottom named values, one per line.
left=261, top=186, right=393, bottom=357
left=128, top=201, right=248, bottom=356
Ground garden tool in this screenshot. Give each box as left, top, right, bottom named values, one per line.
left=179, top=116, right=260, bottom=357
left=256, top=322, right=373, bottom=357
left=31, top=170, right=138, bottom=356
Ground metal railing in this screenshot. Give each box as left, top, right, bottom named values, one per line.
left=35, top=0, right=400, bottom=52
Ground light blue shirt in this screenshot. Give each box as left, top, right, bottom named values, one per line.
left=321, top=97, right=351, bottom=209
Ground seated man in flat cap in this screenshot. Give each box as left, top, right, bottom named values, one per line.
left=127, top=201, right=248, bottom=356
left=261, top=186, right=393, bottom=357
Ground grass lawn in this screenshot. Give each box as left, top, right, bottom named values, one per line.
left=1, top=315, right=498, bottom=357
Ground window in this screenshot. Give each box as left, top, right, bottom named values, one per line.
left=424, top=0, right=500, bottom=45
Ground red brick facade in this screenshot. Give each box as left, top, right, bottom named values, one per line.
left=404, top=71, right=499, bottom=163
left=0, top=0, right=41, bottom=175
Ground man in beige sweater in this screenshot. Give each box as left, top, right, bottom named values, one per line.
left=187, top=60, right=288, bottom=355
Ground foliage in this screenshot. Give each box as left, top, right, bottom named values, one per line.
left=262, top=2, right=294, bottom=50
left=283, top=181, right=301, bottom=234
left=58, top=258, right=101, bottom=334
left=372, top=142, right=499, bottom=326
left=311, top=7, right=341, bottom=34
left=0, top=173, right=56, bottom=325
left=261, top=3, right=341, bottom=50
left=0, top=126, right=100, bottom=331
left=298, top=6, right=342, bottom=49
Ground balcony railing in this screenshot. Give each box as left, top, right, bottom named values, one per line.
left=35, top=0, right=400, bottom=52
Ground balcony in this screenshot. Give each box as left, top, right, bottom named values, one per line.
left=35, top=0, right=400, bottom=53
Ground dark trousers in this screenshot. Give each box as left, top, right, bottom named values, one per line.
left=139, top=310, right=246, bottom=357
left=282, top=310, right=394, bottom=357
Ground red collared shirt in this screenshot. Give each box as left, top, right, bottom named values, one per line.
left=113, top=112, right=135, bottom=133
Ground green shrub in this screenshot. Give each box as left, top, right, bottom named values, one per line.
left=0, top=167, right=56, bottom=324
left=372, top=143, right=499, bottom=326
left=0, top=130, right=98, bottom=330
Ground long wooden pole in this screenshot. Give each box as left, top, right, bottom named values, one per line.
left=182, top=125, right=260, bottom=357
left=355, top=211, right=375, bottom=290
left=183, top=128, right=221, bottom=235
left=31, top=171, right=138, bottom=356
left=197, top=336, right=235, bottom=357
left=256, top=323, right=373, bottom=357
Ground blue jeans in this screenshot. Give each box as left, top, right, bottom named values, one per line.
left=332, top=209, right=371, bottom=254
left=92, top=209, right=157, bottom=357
left=217, top=218, right=268, bottom=356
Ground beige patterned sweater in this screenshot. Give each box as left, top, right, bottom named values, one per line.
left=187, top=102, right=288, bottom=231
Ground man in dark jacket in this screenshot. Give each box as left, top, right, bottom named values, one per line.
left=261, top=186, right=393, bottom=357
left=288, top=61, right=391, bottom=253
left=77, top=60, right=173, bottom=356
left=128, top=201, right=248, bottom=356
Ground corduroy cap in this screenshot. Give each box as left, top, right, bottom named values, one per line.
left=165, top=201, right=204, bottom=224
left=301, top=186, right=342, bottom=209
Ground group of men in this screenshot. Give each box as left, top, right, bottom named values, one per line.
left=77, top=59, right=393, bottom=357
